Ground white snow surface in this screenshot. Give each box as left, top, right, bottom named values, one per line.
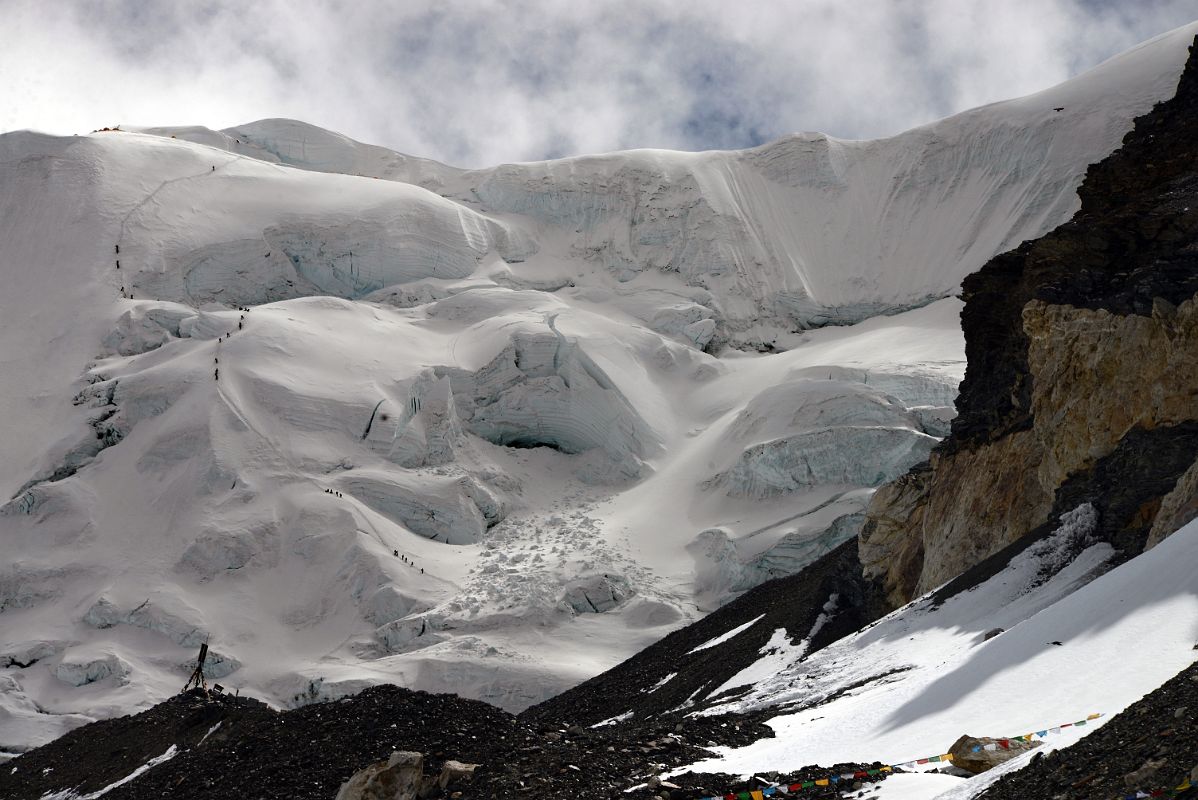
left=687, top=615, right=766, bottom=654
left=0, top=22, right=1194, bottom=753
left=679, top=516, right=1198, bottom=799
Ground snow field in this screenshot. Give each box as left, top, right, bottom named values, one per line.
left=677, top=517, right=1198, bottom=799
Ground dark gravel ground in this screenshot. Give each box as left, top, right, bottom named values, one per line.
left=0, top=684, right=823, bottom=800
left=978, top=659, right=1198, bottom=800
left=8, top=657, right=1197, bottom=800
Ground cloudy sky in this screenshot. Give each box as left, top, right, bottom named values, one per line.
left=3, top=0, right=1196, bottom=167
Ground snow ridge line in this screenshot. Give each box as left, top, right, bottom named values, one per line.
left=690, top=713, right=1104, bottom=800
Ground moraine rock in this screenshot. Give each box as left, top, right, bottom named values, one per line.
left=334, top=750, right=425, bottom=800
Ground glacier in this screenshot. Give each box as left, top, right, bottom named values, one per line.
left=0, top=21, right=1194, bottom=756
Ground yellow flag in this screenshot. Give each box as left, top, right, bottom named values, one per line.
left=1087, top=713, right=1101, bottom=720
left=815, top=779, right=829, bottom=786
left=942, top=753, right=954, bottom=761
left=750, top=792, right=764, bottom=800
left=880, top=766, right=893, bottom=772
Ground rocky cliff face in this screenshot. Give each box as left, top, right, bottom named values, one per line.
left=860, top=36, right=1198, bottom=607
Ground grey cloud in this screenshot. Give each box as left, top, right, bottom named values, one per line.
left=1, top=0, right=1195, bottom=167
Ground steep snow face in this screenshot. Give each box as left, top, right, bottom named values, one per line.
left=0, top=23, right=1193, bottom=753
left=679, top=517, right=1198, bottom=795
left=154, top=25, right=1194, bottom=344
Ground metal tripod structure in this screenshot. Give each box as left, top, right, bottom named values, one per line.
left=182, top=639, right=209, bottom=693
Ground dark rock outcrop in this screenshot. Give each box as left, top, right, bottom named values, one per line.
left=861, top=34, right=1198, bottom=607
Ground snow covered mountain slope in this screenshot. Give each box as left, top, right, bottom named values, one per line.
left=1, top=22, right=1194, bottom=758
left=673, top=514, right=1198, bottom=797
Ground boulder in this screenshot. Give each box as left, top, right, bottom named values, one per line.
left=334, top=751, right=480, bottom=799
left=948, top=735, right=1041, bottom=775
left=1123, top=758, right=1168, bottom=789
left=335, top=750, right=424, bottom=800
left=436, top=760, right=479, bottom=789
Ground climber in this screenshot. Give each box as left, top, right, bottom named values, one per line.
left=238, top=320, right=243, bottom=330
left=211, top=165, right=215, bottom=172
left=214, top=368, right=219, bottom=380
left=116, top=260, right=120, bottom=269
left=115, top=244, right=119, bottom=254
left=393, top=549, right=399, bottom=557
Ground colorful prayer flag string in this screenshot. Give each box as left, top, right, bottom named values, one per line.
left=693, top=713, right=1105, bottom=799
left=698, top=766, right=897, bottom=798
left=968, top=713, right=1103, bottom=752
